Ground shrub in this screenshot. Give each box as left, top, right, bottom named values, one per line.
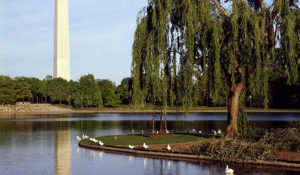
left=186, top=139, right=273, bottom=161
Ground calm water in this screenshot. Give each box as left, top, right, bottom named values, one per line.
left=0, top=113, right=299, bottom=175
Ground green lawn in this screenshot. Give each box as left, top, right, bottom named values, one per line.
left=80, top=134, right=205, bottom=146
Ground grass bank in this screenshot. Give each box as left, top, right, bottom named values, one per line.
left=80, top=134, right=205, bottom=146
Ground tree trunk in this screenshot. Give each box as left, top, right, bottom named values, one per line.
left=160, top=110, right=163, bottom=133
left=152, top=112, right=155, bottom=133
left=164, top=112, right=167, bottom=133
left=225, top=81, right=243, bottom=138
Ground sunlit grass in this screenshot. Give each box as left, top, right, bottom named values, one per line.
left=80, top=134, right=205, bottom=146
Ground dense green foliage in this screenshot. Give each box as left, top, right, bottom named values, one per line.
left=0, top=76, right=17, bottom=103
left=0, top=74, right=119, bottom=108
left=72, top=74, right=102, bottom=108
left=131, top=0, right=299, bottom=134
left=116, top=77, right=133, bottom=105
left=97, top=79, right=121, bottom=107
left=0, top=73, right=299, bottom=109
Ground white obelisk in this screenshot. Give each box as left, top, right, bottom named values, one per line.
left=54, top=0, right=70, bottom=81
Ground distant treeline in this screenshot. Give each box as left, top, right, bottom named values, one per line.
left=0, top=74, right=299, bottom=109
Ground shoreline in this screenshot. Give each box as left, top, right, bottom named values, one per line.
left=1, top=108, right=300, bottom=115
left=78, top=142, right=300, bottom=170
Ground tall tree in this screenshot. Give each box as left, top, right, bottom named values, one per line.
left=0, top=76, right=16, bottom=104
left=15, top=81, right=32, bottom=102
left=75, top=74, right=102, bottom=108
left=116, top=77, right=133, bottom=105
left=47, top=78, right=70, bottom=104
left=97, top=79, right=121, bottom=107
left=132, top=0, right=299, bottom=138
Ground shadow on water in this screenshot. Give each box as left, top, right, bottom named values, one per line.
left=0, top=113, right=299, bottom=175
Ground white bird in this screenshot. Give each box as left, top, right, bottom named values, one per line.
left=225, top=165, right=234, bottom=174
left=192, top=128, right=196, bottom=133
left=167, top=144, right=171, bottom=151
left=166, top=130, right=170, bottom=134
left=129, top=145, right=135, bottom=149
left=131, top=129, right=135, bottom=134
left=143, top=143, right=149, bottom=149
left=156, top=131, right=159, bottom=134
left=99, top=140, right=104, bottom=146
left=198, top=130, right=202, bottom=134
left=90, top=138, right=98, bottom=143
left=114, top=136, right=117, bottom=140
left=213, top=130, right=217, bottom=135
left=76, top=136, right=81, bottom=141
left=218, top=129, right=222, bottom=134
left=141, top=130, right=144, bottom=134
left=82, top=134, right=89, bottom=139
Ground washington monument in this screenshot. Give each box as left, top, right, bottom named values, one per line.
left=54, top=0, right=70, bottom=81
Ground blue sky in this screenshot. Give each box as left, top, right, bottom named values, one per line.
left=0, top=0, right=147, bottom=85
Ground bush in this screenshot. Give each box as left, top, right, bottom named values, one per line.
left=260, top=128, right=300, bottom=152
left=242, top=128, right=266, bottom=141
left=186, top=139, right=273, bottom=161
left=286, top=121, right=300, bottom=129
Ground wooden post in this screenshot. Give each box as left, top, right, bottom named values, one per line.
left=160, top=110, right=163, bottom=133
left=164, top=112, right=167, bottom=133
left=152, top=112, right=155, bottom=133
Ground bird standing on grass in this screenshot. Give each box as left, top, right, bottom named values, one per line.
left=143, top=143, right=149, bottom=149
left=99, top=140, right=104, bottom=146
left=76, top=136, right=81, bottom=141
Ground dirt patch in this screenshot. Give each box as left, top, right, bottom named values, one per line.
left=150, top=133, right=171, bottom=136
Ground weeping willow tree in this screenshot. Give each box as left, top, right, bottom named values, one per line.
left=132, top=0, right=299, bottom=138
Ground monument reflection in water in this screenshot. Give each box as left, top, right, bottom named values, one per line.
left=54, top=120, right=71, bottom=175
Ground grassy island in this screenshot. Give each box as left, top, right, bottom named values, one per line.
left=79, top=126, right=300, bottom=169
left=80, top=134, right=206, bottom=147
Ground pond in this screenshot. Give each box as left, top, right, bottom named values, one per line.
left=0, top=113, right=299, bottom=175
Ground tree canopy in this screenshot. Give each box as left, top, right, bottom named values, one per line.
left=131, top=0, right=299, bottom=137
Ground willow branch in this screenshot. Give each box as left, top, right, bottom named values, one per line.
left=211, top=0, right=230, bottom=18
left=292, top=2, right=299, bottom=10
